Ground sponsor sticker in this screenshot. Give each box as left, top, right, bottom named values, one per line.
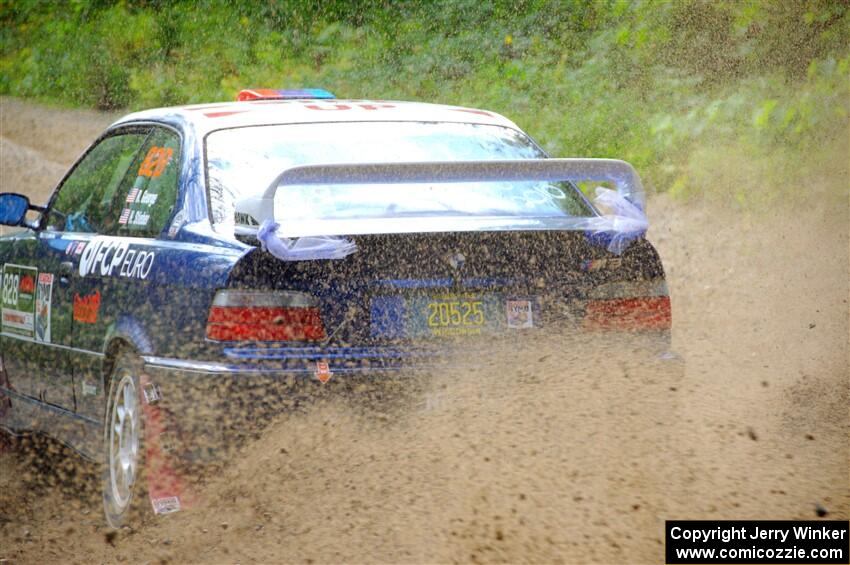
left=1, top=264, right=38, bottom=337
left=35, top=273, right=53, bottom=343
left=73, top=290, right=101, bottom=324
left=81, top=380, right=98, bottom=396
left=506, top=299, right=534, bottom=329
left=151, top=496, right=181, bottom=515
left=581, top=259, right=604, bottom=272
left=303, top=102, right=396, bottom=112
left=315, top=361, right=333, bottom=384
left=79, top=237, right=155, bottom=279
left=167, top=209, right=185, bottom=237
left=138, top=146, right=174, bottom=178
left=423, top=391, right=447, bottom=411
left=581, top=258, right=622, bottom=272
left=143, top=381, right=161, bottom=405
left=19, top=273, right=34, bottom=296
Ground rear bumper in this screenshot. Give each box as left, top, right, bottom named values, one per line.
left=140, top=347, right=440, bottom=463
left=141, top=337, right=684, bottom=463
left=144, top=344, right=442, bottom=376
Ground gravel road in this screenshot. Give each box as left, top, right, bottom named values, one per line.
left=0, top=97, right=847, bottom=564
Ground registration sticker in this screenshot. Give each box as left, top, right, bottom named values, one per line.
left=506, top=299, right=534, bottom=329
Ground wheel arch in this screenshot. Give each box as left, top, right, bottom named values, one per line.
left=102, top=339, right=131, bottom=394
left=101, top=315, right=153, bottom=392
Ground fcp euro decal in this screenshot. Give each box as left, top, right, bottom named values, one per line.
left=79, top=237, right=155, bottom=279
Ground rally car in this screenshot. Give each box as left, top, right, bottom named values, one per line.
left=0, top=89, right=676, bottom=527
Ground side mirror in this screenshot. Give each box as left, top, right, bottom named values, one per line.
left=0, top=193, right=32, bottom=227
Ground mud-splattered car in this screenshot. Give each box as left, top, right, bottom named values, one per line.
left=0, top=89, right=677, bottom=526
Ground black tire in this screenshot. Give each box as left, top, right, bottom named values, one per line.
left=0, top=428, right=18, bottom=454
left=102, top=350, right=146, bottom=528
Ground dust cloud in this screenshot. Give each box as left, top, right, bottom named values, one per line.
left=0, top=97, right=847, bottom=563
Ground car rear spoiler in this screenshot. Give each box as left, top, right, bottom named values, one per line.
left=236, top=158, right=646, bottom=226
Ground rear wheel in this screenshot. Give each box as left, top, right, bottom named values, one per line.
left=102, top=351, right=146, bottom=528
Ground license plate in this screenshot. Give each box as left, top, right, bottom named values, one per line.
left=370, top=294, right=539, bottom=339
left=408, top=293, right=503, bottom=338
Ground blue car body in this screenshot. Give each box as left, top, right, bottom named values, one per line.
left=0, top=95, right=676, bottom=465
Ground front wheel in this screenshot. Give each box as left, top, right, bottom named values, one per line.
left=102, top=351, right=146, bottom=528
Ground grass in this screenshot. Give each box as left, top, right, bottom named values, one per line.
left=1, top=0, right=847, bottom=205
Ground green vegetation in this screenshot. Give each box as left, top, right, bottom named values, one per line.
left=2, top=0, right=847, bottom=204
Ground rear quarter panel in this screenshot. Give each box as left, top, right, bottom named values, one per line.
left=71, top=233, right=248, bottom=423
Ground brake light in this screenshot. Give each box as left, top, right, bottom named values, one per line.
left=584, top=296, right=671, bottom=331
left=206, top=290, right=326, bottom=342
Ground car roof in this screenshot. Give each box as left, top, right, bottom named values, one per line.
left=110, top=99, right=523, bottom=137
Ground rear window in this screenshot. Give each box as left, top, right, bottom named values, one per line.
left=205, top=122, right=594, bottom=235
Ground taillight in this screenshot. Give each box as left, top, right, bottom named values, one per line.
left=583, top=278, right=671, bottom=330
left=206, top=290, right=326, bottom=342
left=584, top=296, right=671, bottom=330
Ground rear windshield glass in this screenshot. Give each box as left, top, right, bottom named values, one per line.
left=205, top=122, right=594, bottom=234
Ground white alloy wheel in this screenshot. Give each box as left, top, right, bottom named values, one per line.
left=102, top=353, right=145, bottom=528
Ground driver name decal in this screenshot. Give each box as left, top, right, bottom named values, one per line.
left=79, top=238, right=155, bottom=279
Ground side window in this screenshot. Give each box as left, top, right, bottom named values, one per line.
left=46, top=131, right=149, bottom=233
left=110, top=127, right=181, bottom=238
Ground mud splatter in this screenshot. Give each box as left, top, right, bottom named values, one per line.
left=0, top=97, right=847, bottom=564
